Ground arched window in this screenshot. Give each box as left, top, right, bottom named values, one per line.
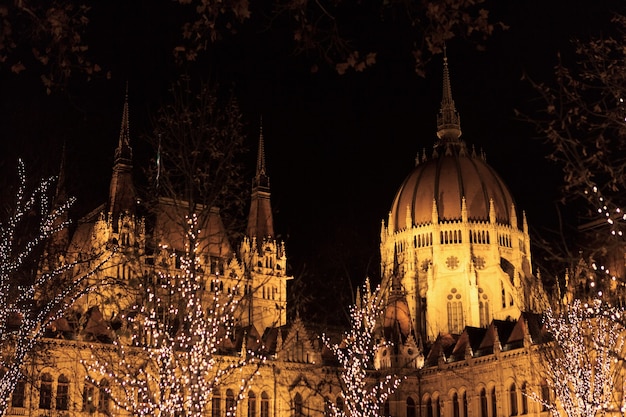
left=540, top=383, right=550, bottom=411
left=462, top=391, right=468, bottom=417
left=452, top=392, right=460, bottom=417
left=261, top=392, right=270, bottom=417
left=479, top=300, right=490, bottom=327
left=39, top=373, right=53, bottom=409
left=83, top=380, right=95, bottom=411
left=337, top=396, right=344, bottom=414
left=248, top=391, right=257, bottom=417
left=490, top=387, right=497, bottom=417
left=426, top=397, right=433, bottom=417
left=435, top=396, right=441, bottom=417
left=407, top=397, right=416, bottom=417
left=57, top=375, right=70, bottom=410
left=213, top=390, right=222, bottom=417
left=509, top=383, right=518, bottom=416
left=226, top=389, right=235, bottom=417
left=447, top=300, right=464, bottom=334
left=294, top=393, right=303, bottom=417
left=98, top=379, right=110, bottom=413
left=480, top=388, right=488, bottom=417
left=521, top=382, right=529, bottom=415
left=11, top=378, right=25, bottom=408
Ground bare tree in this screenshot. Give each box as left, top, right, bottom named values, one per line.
left=143, top=78, right=248, bottom=235
left=2, top=0, right=504, bottom=93
left=536, top=299, right=625, bottom=416
left=519, top=12, right=626, bottom=294
left=323, top=279, right=403, bottom=417
left=84, top=213, right=263, bottom=417
left=0, top=159, right=114, bottom=417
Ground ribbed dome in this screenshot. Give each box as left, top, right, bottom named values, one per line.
left=389, top=144, right=516, bottom=232
left=388, top=49, right=517, bottom=233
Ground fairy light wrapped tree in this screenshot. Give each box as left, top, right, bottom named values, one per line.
left=323, top=279, right=403, bottom=417
left=538, top=299, right=625, bottom=416
left=85, top=213, right=263, bottom=417
left=0, top=160, right=114, bottom=417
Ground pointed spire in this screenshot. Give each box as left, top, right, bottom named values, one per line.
left=108, top=86, right=136, bottom=224
left=115, top=82, right=133, bottom=164
left=436, top=46, right=462, bottom=143
left=247, top=120, right=275, bottom=243
left=256, top=117, right=267, bottom=179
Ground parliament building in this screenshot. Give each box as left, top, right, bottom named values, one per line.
left=6, top=56, right=625, bottom=417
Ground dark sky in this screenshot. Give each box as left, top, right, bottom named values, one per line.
left=0, top=0, right=622, bottom=308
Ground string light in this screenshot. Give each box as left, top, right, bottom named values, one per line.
left=0, top=160, right=116, bottom=417
left=323, top=279, right=403, bottom=417
left=536, top=299, right=625, bottom=417
left=84, top=214, right=263, bottom=416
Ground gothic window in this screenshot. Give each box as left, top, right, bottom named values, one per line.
left=462, top=391, right=468, bottom=417
left=435, top=396, right=441, bottom=417
left=407, top=397, right=416, bottom=417
left=337, top=396, right=344, bottom=413
left=261, top=392, right=270, bottom=417
left=425, top=397, right=433, bottom=417
left=479, top=295, right=490, bottom=327
left=213, top=390, right=222, bottom=417
left=38, top=373, right=53, bottom=409
left=248, top=391, right=257, bottom=417
left=226, top=389, right=235, bottom=417
left=83, top=380, right=95, bottom=411
left=509, top=383, right=518, bottom=416
left=490, top=387, right=497, bottom=417
left=447, top=291, right=464, bottom=334
left=452, top=392, right=460, bottom=417
left=541, top=382, right=550, bottom=412
left=294, top=393, right=304, bottom=417
left=98, top=379, right=110, bottom=413
left=521, top=382, right=528, bottom=415
left=57, top=374, right=70, bottom=410
left=480, top=388, right=488, bottom=417
left=11, top=378, right=25, bottom=408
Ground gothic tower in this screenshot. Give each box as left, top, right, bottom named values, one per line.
left=380, top=52, right=538, bottom=342
left=239, top=125, right=291, bottom=331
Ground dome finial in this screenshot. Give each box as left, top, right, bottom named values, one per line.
left=436, top=45, right=462, bottom=143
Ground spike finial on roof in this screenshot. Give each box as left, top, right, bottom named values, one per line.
left=436, top=45, right=462, bottom=142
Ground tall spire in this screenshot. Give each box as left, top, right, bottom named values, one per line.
left=436, top=46, right=462, bottom=142
left=115, top=82, right=133, bottom=164
left=253, top=118, right=269, bottom=190
left=108, top=86, right=136, bottom=224
left=246, top=120, right=274, bottom=242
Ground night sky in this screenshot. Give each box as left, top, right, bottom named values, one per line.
left=0, top=0, right=622, bottom=312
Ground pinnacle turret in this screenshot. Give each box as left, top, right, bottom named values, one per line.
left=436, top=47, right=462, bottom=143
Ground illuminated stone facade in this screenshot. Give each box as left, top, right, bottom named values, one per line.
left=6, top=59, right=625, bottom=417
